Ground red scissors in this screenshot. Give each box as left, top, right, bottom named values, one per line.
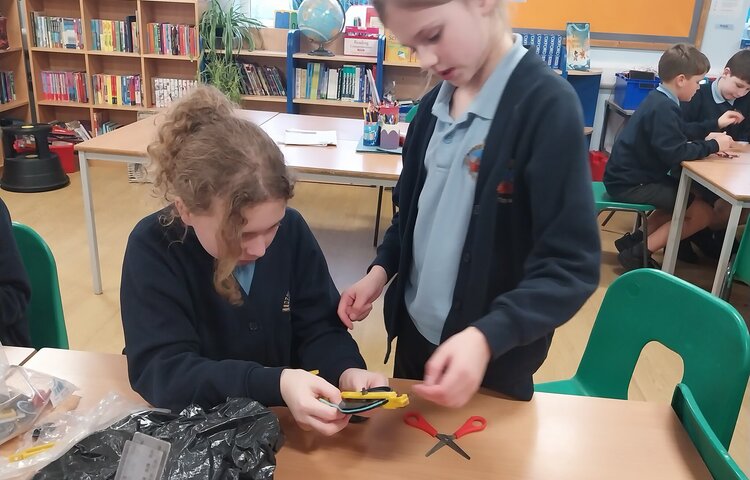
left=403, top=411, right=487, bottom=460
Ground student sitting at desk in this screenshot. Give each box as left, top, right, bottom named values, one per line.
left=120, top=86, right=387, bottom=436
left=679, top=49, right=750, bottom=259
left=604, top=43, right=734, bottom=271
left=0, top=196, right=32, bottom=347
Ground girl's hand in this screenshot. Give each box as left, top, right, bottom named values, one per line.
left=280, top=369, right=351, bottom=435
left=337, top=266, right=389, bottom=329
left=412, top=327, right=492, bottom=408
left=339, top=368, right=389, bottom=393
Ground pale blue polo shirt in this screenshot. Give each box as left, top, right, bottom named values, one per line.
left=234, top=262, right=255, bottom=295
left=657, top=84, right=679, bottom=106
left=712, top=78, right=734, bottom=106
left=404, top=34, right=527, bottom=345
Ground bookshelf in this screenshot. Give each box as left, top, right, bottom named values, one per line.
left=24, top=0, right=205, bottom=136
left=0, top=0, right=32, bottom=166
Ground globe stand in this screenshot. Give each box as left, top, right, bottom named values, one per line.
left=308, top=42, right=335, bottom=57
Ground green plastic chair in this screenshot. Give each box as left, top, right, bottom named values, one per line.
left=721, top=225, right=750, bottom=301
left=536, top=269, right=750, bottom=448
left=672, top=384, right=748, bottom=480
left=593, top=181, right=654, bottom=267
left=11, top=222, right=69, bottom=349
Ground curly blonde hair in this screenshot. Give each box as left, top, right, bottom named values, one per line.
left=148, top=85, right=294, bottom=305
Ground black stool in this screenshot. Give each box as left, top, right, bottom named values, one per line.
left=1, top=123, right=69, bottom=192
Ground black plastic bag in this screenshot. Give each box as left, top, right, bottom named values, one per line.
left=33, top=398, right=284, bottom=480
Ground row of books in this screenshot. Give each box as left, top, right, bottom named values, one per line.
left=92, top=112, right=121, bottom=137
left=152, top=77, right=198, bottom=108
left=40, top=70, right=89, bottom=103
left=144, top=23, right=199, bottom=57
left=295, top=63, right=374, bottom=103
left=31, top=13, right=84, bottom=50
left=92, top=74, right=143, bottom=107
left=521, top=33, right=563, bottom=70
left=90, top=17, right=139, bottom=53
left=0, top=71, right=16, bottom=104
left=238, top=63, right=286, bottom=97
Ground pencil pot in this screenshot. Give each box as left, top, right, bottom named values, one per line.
left=379, top=124, right=400, bottom=150
left=363, top=122, right=379, bottom=146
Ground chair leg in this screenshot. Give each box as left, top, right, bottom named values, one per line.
left=374, top=186, right=384, bottom=247
left=640, top=211, right=649, bottom=268
left=601, top=211, right=616, bottom=227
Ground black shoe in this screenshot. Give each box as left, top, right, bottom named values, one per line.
left=614, top=230, right=643, bottom=252
left=618, top=242, right=660, bottom=272
left=690, top=228, right=722, bottom=260
left=677, top=239, right=699, bottom=264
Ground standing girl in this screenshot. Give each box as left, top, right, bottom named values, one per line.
left=121, top=86, right=386, bottom=436
left=338, top=0, right=600, bottom=407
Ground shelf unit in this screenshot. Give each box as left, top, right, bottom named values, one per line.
left=0, top=0, right=32, bottom=166
left=24, top=0, right=205, bottom=135
left=231, top=29, right=432, bottom=119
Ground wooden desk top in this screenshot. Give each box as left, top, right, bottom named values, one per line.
left=683, top=145, right=750, bottom=202
left=260, top=112, right=366, bottom=142
left=74, top=110, right=279, bottom=157
left=1, top=346, right=35, bottom=366
left=17, top=351, right=709, bottom=479
left=23, top=348, right=146, bottom=410
left=282, top=140, right=401, bottom=181
left=275, top=378, right=710, bottom=479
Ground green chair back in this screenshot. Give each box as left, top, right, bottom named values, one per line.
left=536, top=269, right=750, bottom=448
left=11, top=222, right=68, bottom=349
left=672, top=384, right=748, bottom=480
left=730, top=225, right=750, bottom=288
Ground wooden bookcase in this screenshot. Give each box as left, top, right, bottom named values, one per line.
left=24, top=0, right=205, bottom=134
left=0, top=0, right=32, bottom=165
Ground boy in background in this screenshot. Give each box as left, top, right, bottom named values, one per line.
left=603, top=44, right=734, bottom=271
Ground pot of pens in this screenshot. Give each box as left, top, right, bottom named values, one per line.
left=363, top=105, right=379, bottom=146
left=378, top=103, right=400, bottom=150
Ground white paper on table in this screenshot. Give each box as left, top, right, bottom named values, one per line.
left=283, top=129, right=338, bottom=146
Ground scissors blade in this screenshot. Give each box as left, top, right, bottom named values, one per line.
left=425, top=434, right=471, bottom=460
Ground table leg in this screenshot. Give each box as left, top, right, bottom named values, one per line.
left=712, top=205, right=743, bottom=295
left=599, top=101, right=611, bottom=152
left=662, top=170, right=692, bottom=274
left=373, top=186, right=383, bottom=247
left=79, top=152, right=103, bottom=295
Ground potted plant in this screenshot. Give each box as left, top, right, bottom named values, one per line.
left=199, top=0, right=263, bottom=101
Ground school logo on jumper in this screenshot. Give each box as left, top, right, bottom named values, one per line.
left=282, top=292, right=290, bottom=313
left=464, top=144, right=485, bottom=179
left=497, top=170, right=514, bottom=204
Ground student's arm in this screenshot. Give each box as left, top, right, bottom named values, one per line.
left=0, top=201, right=30, bottom=336
left=650, top=105, right=719, bottom=167
left=472, top=85, right=601, bottom=359
left=121, top=230, right=285, bottom=412
left=288, top=211, right=367, bottom=384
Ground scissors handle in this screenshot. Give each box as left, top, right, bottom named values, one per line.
left=453, top=416, right=487, bottom=439
left=403, top=412, right=438, bottom=437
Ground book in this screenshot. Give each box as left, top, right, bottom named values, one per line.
left=566, top=22, right=590, bottom=71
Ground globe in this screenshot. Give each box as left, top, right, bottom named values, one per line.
left=298, top=0, right=345, bottom=56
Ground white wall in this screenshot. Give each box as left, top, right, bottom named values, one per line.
left=589, top=0, right=750, bottom=149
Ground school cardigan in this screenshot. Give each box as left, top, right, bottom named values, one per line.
left=121, top=207, right=366, bottom=412
left=0, top=198, right=31, bottom=347
left=681, top=81, right=750, bottom=141
left=372, top=49, right=601, bottom=400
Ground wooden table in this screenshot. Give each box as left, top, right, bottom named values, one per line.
left=19, top=349, right=710, bottom=479
left=74, top=111, right=402, bottom=293
left=1, top=346, right=35, bottom=366
left=662, top=145, right=750, bottom=295
left=74, top=110, right=279, bottom=295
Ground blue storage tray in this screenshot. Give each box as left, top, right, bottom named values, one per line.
left=613, top=72, right=659, bottom=110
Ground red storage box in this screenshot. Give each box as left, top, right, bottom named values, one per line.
left=589, top=150, right=608, bottom=181
left=49, top=141, right=77, bottom=173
